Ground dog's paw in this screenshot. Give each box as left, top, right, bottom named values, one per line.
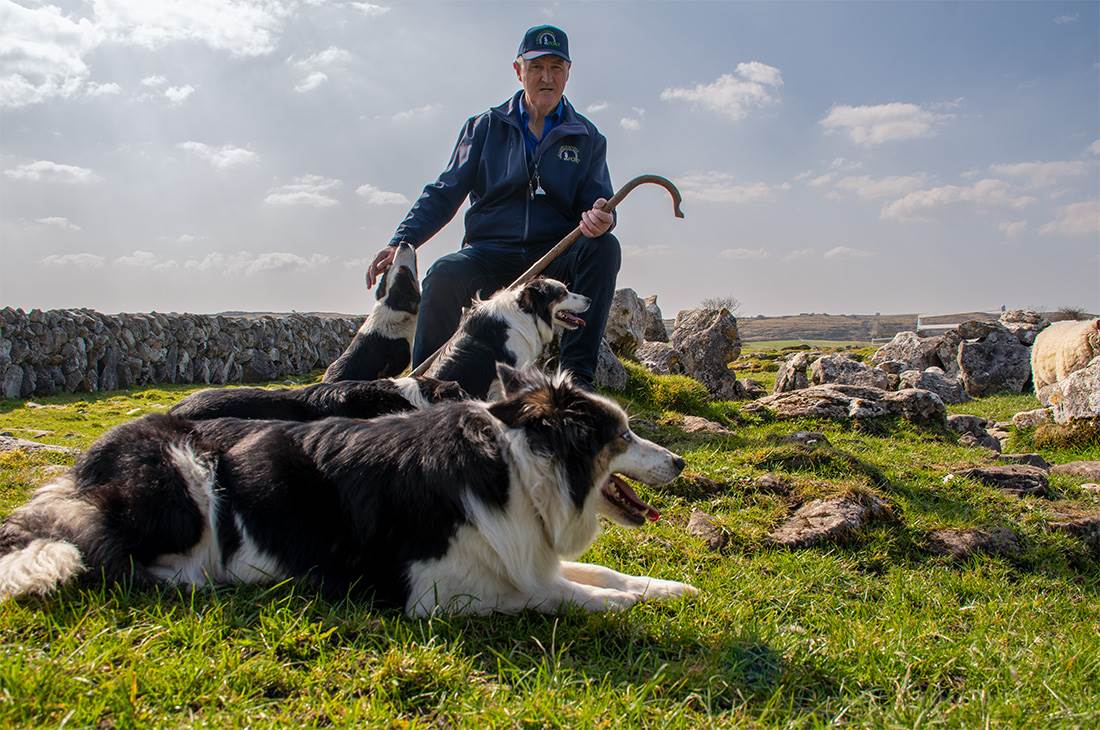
left=634, top=578, right=699, bottom=601
left=580, top=587, right=639, bottom=612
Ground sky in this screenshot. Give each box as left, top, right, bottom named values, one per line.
left=1, top=0, right=1098, bottom=317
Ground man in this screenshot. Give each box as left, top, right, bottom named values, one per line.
left=364, top=25, right=618, bottom=390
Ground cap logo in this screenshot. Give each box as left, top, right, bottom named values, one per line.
left=558, top=144, right=580, bottom=164
left=537, top=31, right=560, bottom=47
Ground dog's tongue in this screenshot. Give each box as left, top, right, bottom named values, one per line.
left=611, top=474, right=660, bottom=522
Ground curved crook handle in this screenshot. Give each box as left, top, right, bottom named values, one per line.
left=410, top=174, right=685, bottom=377
left=603, top=174, right=685, bottom=219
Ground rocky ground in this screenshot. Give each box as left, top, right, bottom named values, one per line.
left=1, top=334, right=1097, bottom=726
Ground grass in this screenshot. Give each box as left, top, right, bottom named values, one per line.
left=1, top=354, right=1098, bottom=728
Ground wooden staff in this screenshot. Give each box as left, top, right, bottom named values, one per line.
left=411, top=174, right=685, bottom=377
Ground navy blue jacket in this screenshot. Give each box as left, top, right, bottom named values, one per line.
left=389, top=91, right=614, bottom=249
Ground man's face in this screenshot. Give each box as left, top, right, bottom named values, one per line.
left=514, top=54, right=570, bottom=114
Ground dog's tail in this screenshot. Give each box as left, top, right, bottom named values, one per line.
left=0, top=476, right=90, bottom=601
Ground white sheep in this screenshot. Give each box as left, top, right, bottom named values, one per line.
left=1030, top=318, right=1100, bottom=401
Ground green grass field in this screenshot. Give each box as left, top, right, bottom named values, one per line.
left=1, top=360, right=1097, bottom=728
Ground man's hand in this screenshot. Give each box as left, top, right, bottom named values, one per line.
left=579, top=198, right=613, bottom=238
left=365, top=246, right=397, bottom=289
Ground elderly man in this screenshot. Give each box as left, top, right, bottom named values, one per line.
left=365, top=25, right=618, bottom=391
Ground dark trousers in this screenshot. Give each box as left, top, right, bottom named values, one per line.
left=411, top=233, right=621, bottom=383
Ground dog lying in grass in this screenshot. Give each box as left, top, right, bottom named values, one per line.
left=0, top=365, right=696, bottom=614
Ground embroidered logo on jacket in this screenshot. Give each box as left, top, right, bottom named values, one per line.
left=558, top=144, right=580, bottom=164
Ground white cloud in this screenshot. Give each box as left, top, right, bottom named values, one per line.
left=988, top=160, right=1087, bottom=188
left=115, top=250, right=178, bottom=270
left=350, top=3, right=391, bottom=16
left=622, top=244, right=675, bottom=258
left=0, top=2, right=100, bottom=108
left=824, top=246, right=875, bottom=259
left=264, top=174, right=342, bottom=207
left=391, top=104, right=439, bottom=121
left=1054, top=14, right=1079, bottom=24
left=178, top=141, right=257, bottom=169
left=1089, top=139, right=1100, bottom=156
left=294, top=71, right=327, bottom=92
left=792, top=170, right=814, bottom=182
left=808, top=174, right=833, bottom=188
left=783, top=248, right=816, bottom=261
left=881, top=179, right=1036, bottom=222
left=35, top=216, right=81, bottom=231
left=40, top=253, right=104, bottom=269
left=998, top=220, right=1027, bottom=238
left=85, top=81, right=121, bottom=96
left=719, top=247, right=769, bottom=260
left=176, top=234, right=197, bottom=243
left=586, top=101, right=609, bottom=113
left=164, top=84, right=194, bottom=104
left=291, top=46, right=351, bottom=71
left=184, top=250, right=330, bottom=275
left=1039, top=199, right=1100, bottom=237
left=4, top=160, right=101, bottom=183
left=356, top=183, right=409, bottom=205
left=93, top=0, right=302, bottom=58
left=832, top=174, right=928, bottom=200
left=676, top=172, right=778, bottom=204
left=141, top=74, right=167, bottom=87
left=619, top=116, right=641, bottom=131
left=660, top=61, right=783, bottom=121
left=820, top=102, right=946, bottom=146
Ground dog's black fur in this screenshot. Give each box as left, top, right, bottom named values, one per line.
left=169, top=378, right=468, bottom=422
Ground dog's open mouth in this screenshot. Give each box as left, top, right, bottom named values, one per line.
left=554, top=311, right=586, bottom=329
left=601, top=474, right=660, bottom=525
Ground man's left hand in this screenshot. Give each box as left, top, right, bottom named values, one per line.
left=579, top=198, right=613, bottom=238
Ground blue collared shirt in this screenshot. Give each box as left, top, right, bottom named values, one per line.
left=517, top=95, right=564, bottom=159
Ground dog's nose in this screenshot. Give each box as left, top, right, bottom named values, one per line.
left=671, top=455, right=686, bottom=473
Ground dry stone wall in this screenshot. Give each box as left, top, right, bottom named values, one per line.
left=0, top=307, right=360, bottom=398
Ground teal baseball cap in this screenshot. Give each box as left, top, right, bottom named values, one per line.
left=517, top=25, right=570, bottom=62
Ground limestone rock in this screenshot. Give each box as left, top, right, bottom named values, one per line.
left=957, top=329, right=1032, bottom=396
left=898, top=367, right=969, bottom=404
left=1046, top=511, right=1100, bottom=553
left=687, top=509, right=727, bottom=551
left=746, top=384, right=946, bottom=427
left=1081, top=483, right=1100, bottom=494
left=594, top=339, right=628, bottom=391
left=997, top=453, right=1052, bottom=470
left=810, top=354, right=891, bottom=390
left=928, top=527, right=1020, bottom=560
left=954, top=465, right=1050, bottom=497
left=604, top=288, right=647, bottom=356
left=1049, top=355, right=1100, bottom=424
left=947, top=414, right=990, bottom=438
left=1012, top=408, right=1053, bottom=429
left=774, top=351, right=819, bottom=393
left=670, top=308, right=741, bottom=399
left=999, top=309, right=1050, bottom=346
left=1050, top=461, right=1100, bottom=480
left=871, top=332, right=942, bottom=372
left=642, top=295, right=668, bottom=342
left=636, top=341, right=685, bottom=376
left=754, top=474, right=792, bottom=495
left=959, top=432, right=1002, bottom=452
left=740, top=379, right=767, bottom=400
left=0, top=435, right=80, bottom=455
left=681, top=415, right=732, bottom=436
left=875, top=359, right=908, bottom=376
left=768, top=494, right=889, bottom=548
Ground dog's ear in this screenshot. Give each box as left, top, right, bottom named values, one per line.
left=496, top=363, right=526, bottom=396
left=517, top=284, right=536, bottom=314
left=375, top=268, right=389, bottom=301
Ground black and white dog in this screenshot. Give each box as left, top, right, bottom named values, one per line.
left=323, top=242, right=420, bottom=383
left=169, top=377, right=468, bottom=421
left=0, top=366, right=696, bottom=614
left=426, top=278, right=590, bottom=400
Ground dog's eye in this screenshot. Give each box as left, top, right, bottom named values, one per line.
left=620, top=431, right=632, bottom=442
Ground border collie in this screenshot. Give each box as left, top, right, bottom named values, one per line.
left=169, top=377, right=468, bottom=421
left=0, top=365, right=697, bottom=615
left=426, top=278, right=590, bottom=400
left=323, top=242, right=420, bottom=383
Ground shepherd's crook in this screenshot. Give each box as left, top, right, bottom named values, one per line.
left=410, top=174, right=684, bottom=377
